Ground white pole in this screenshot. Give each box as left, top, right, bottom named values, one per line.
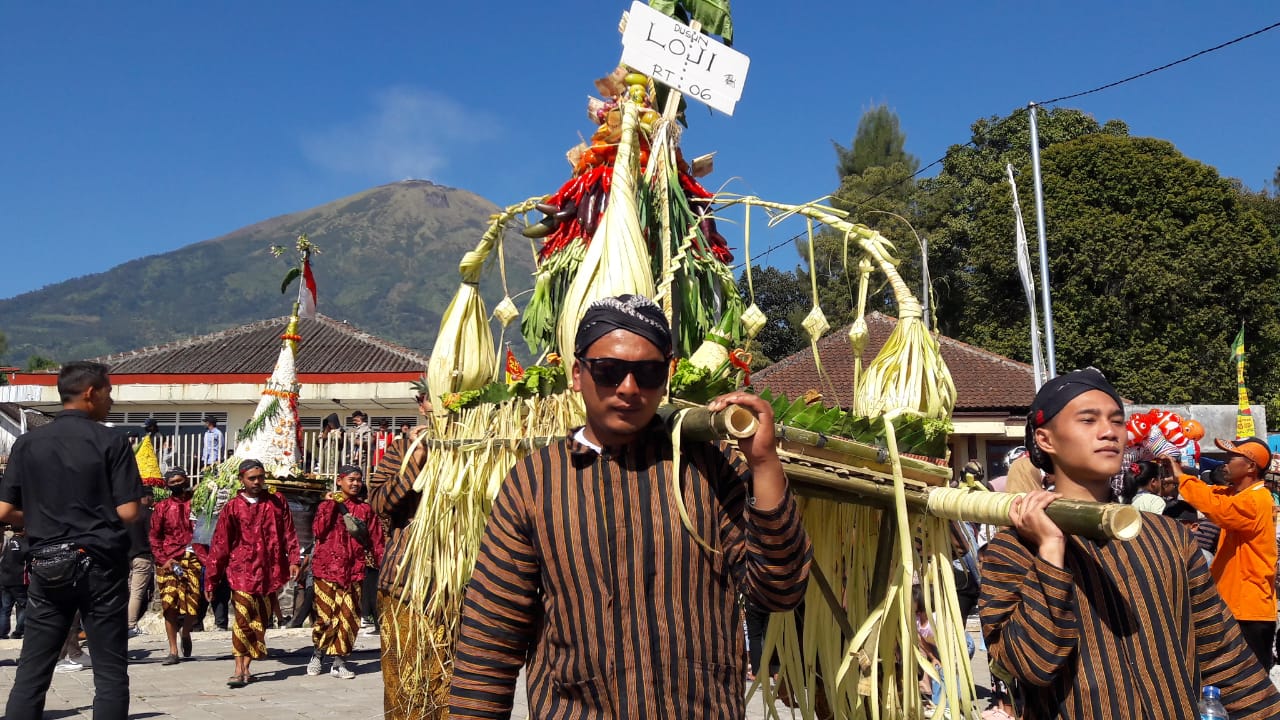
left=1006, top=164, right=1045, bottom=388
left=1027, top=102, right=1058, bottom=379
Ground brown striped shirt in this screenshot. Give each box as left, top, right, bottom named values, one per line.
left=449, top=425, right=812, bottom=719
left=368, top=437, right=423, bottom=599
left=980, top=514, right=1280, bottom=720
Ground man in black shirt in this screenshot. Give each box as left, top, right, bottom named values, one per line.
left=0, top=361, right=145, bottom=720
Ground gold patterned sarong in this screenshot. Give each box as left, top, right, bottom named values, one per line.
left=157, top=553, right=202, bottom=616
left=312, top=578, right=359, bottom=657
left=231, top=591, right=276, bottom=659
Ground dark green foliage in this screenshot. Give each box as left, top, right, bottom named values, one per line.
left=833, top=104, right=919, bottom=179
left=957, top=132, right=1280, bottom=414
left=24, top=355, right=58, bottom=372
left=756, top=388, right=949, bottom=458
left=736, top=266, right=807, bottom=365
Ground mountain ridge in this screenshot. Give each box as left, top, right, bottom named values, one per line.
left=0, top=180, right=535, bottom=366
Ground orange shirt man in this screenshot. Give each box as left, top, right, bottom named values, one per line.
left=1174, top=436, right=1277, bottom=668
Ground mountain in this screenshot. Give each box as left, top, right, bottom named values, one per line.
left=0, top=181, right=536, bottom=366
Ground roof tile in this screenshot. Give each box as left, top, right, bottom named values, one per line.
left=752, top=312, right=1036, bottom=412
left=89, top=315, right=429, bottom=374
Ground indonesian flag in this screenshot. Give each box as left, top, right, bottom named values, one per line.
left=297, top=257, right=318, bottom=319
left=505, top=347, right=525, bottom=383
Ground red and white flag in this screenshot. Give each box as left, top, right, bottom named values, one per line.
left=297, top=258, right=318, bottom=319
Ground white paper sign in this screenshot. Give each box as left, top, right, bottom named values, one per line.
left=620, top=1, right=750, bottom=116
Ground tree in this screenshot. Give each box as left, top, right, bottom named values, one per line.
left=25, top=355, right=59, bottom=372
left=918, top=107, right=1129, bottom=336
left=0, top=329, right=6, bottom=363
left=833, top=104, right=919, bottom=179
left=957, top=132, right=1280, bottom=413
left=803, top=105, right=928, bottom=328
left=737, top=266, right=808, bottom=366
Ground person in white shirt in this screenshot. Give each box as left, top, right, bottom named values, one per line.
left=201, top=419, right=223, bottom=470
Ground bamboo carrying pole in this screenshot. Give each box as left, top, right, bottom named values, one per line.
left=785, top=462, right=1140, bottom=542
left=661, top=405, right=1141, bottom=541
left=655, top=404, right=759, bottom=441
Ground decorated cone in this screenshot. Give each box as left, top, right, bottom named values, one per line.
left=190, top=236, right=314, bottom=543
left=135, top=436, right=163, bottom=488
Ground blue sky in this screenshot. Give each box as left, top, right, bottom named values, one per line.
left=2, top=2, right=1277, bottom=299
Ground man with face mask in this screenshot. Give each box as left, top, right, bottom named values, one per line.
left=149, top=469, right=201, bottom=665
left=449, top=295, right=812, bottom=720
left=307, top=465, right=384, bottom=680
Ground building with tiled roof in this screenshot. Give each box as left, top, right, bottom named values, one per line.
left=0, top=315, right=430, bottom=475
left=752, top=312, right=1037, bottom=479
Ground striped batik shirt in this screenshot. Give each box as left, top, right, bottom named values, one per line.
left=368, top=437, right=423, bottom=599
left=449, top=426, right=812, bottom=720
left=980, top=514, right=1280, bottom=720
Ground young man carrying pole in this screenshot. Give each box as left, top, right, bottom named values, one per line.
left=449, top=295, right=811, bottom=720
left=980, top=368, right=1280, bottom=719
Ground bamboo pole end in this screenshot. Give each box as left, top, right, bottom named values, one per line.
left=1104, top=505, right=1143, bottom=541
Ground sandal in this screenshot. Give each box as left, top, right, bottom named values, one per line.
left=161, top=654, right=180, bottom=666
left=227, top=674, right=247, bottom=688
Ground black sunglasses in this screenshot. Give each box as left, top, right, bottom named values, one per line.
left=576, top=356, right=668, bottom=389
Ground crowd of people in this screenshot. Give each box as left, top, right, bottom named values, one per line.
left=8, top=310, right=1280, bottom=720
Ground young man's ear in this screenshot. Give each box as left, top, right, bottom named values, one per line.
left=1034, top=426, right=1055, bottom=458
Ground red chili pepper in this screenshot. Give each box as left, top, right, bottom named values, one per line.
left=729, top=349, right=753, bottom=386
left=679, top=171, right=713, bottom=199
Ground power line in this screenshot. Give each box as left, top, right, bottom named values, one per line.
left=1037, top=20, right=1280, bottom=105
left=733, top=18, right=1280, bottom=271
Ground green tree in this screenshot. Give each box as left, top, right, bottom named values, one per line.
left=919, top=107, right=1129, bottom=336
left=958, top=132, right=1280, bottom=413
left=804, top=105, right=927, bottom=328
left=25, top=355, right=59, bottom=372
left=737, top=266, right=808, bottom=366
left=833, top=104, right=919, bottom=179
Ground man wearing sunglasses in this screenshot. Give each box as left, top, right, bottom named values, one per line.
left=1169, top=436, right=1278, bottom=668
left=450, top=294, right=812, bottom=720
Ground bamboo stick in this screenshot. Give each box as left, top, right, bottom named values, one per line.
left=785, top=461, right=1141, bottom=541
left=655, top=404, right=759, bottom=442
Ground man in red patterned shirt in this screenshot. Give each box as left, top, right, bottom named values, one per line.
left=149, top=469, right=201, bottom=666
left=307, top=465, right=384, bottom=679
left=204, top=459, right=300, bottom=688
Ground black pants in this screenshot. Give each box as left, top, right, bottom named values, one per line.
left=288, top=581, right=315, bottom=628
left=361, top=567, right=378, bottom=626
left=6, top=559, right=130, bottom=720
left=1238, top=619, right=1275, bottom=670
left=211, top=573, right=231, bottom=625
left=1, top=584, right=28, bottom=637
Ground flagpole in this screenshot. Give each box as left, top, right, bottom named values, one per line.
left=1028, top=102, right=1058, bottom=379
left=1006, top=163, right=1045, bottom=388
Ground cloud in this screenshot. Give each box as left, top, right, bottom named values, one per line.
left=300, top=87, right=500, bottom=181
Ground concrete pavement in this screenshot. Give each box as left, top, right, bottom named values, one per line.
left=0, top=624, right=995, bottom=718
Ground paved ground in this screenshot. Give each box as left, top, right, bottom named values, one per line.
left=0, top=622, right=994, bottom=718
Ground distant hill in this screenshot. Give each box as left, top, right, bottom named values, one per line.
left=0, top=181, right=536, bottom=366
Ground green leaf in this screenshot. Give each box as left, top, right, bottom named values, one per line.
left=280, top=267, right=301, bottom=294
